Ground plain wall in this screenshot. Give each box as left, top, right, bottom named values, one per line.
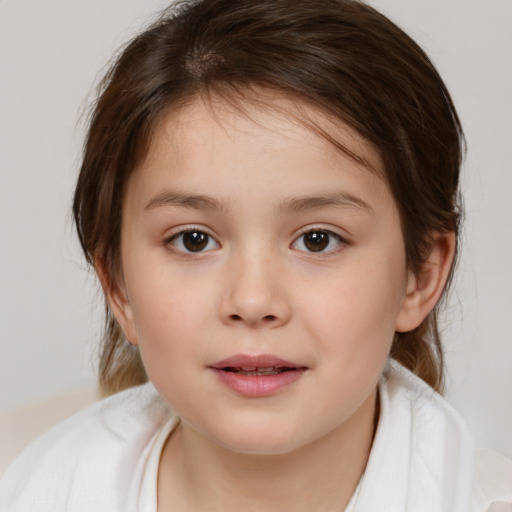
left=1, top=0, right=511, bottom=458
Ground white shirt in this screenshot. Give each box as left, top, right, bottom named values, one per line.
left=1, top=361, right=511, bottom=511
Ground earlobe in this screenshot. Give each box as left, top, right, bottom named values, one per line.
left=94, top=259, right=139, bottom=345
left=395, top=232, right=456, bottom=333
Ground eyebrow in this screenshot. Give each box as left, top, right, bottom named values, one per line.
left=277, top=192, right=374, bottom=215
left=144, top=190, right=373, bottom=215
left=144, top=191, right=229, bottom=212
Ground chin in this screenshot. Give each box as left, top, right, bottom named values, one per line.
left=222, top=439, right=300, bottom=456
left=210, top=424, right=307, bottom=456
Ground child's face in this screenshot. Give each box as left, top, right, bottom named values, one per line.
left=112, top=94, right=415, bottom=455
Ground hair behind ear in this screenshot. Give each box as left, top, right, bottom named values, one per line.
left=392, top=231, right=457, bottom=393
left=93, top=259, right=148, bottom=395
left=391, top=316, right=444, bottom=392
left=98, top=306, right=148, bottom=397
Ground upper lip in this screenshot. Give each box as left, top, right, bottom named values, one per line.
left=210, top=354, right=304, bottom=370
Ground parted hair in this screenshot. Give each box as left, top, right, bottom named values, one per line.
left=73, top=0, right=463, bottom=396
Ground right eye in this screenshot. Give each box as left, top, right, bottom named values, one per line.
left=167, top=230, right=219, bottom=253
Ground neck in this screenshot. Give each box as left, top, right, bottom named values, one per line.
left=158, top=389, right=378, bottom=512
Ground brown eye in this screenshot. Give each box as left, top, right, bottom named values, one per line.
left=292, top=229, right=343, bottom=254
left=169, top=230, right=219, bottom=253
left=303, top=231, right=329, bottom=252
left=183, top=231, right=208, bottom=251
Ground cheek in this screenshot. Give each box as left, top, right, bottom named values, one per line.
left=300, top=258, right=406, bottom=358
left=130, top=286, right=207, bottom=402
left=125, top=274, right=205, bottom=372
left=127, top=260, right=212, bottom=332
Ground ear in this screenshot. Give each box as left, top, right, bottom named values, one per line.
left=94, top=258, right=139, bottom=345
left=395, top=232, right=456, bottom=333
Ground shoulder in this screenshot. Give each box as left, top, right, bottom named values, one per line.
left=382, top=360, right=512, bottom=511
left=374, top=360, right=477, bottom=509
left=382, top=359, right=473, bottom=440
left=0, top=383, right=176, bottom=512
left=471, top=447, right=512, bottom=512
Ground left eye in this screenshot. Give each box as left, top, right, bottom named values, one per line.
left=292, top=229, right=344, bottom=253
left=168, top=230, right=219, bottom=253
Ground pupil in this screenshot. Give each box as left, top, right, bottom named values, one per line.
left=183, top=231, right=208, bottom=251
left=304, top=231, right=329, bottom=252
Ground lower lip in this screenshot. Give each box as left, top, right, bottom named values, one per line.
left=211, top=368, right=307, bottom=397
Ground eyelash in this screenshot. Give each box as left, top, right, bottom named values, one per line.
left=292, top=227, right=347, bottom=255
left=164, top=227, right=348, bottom=255
left=164, top=227, right=219, bottom=254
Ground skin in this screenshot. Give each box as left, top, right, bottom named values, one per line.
left=103, top=93, right=455, bottom=511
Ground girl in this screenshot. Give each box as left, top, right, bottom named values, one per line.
left=1, top=0, right=511, bottom=510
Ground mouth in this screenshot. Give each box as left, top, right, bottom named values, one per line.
left=221, top=366, right=299, bottom=376
left=211, top=354, right=305, bottom=373
left=209, top=354, right=307, bottom=397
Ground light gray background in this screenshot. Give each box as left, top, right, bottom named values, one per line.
left=1, top=1, right=511, bottom=458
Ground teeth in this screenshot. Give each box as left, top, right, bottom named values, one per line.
left=238, top=366, right=277, bottom=372
left=246, top=369, right=279, bottom=375
left=221, top=365, right=296, bottom=375
left=235, top=366, right=287, bottom=375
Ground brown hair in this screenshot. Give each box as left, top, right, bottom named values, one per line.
left=73, top=0, right=463, bottom=395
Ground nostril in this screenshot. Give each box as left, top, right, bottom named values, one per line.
left=228, top=314, right=277, bottom=323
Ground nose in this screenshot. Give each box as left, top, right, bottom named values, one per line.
left=219, top=248, right=291, bottom=329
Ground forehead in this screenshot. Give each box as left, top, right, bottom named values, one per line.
left=147, top=89, right=382, bottom=173
left=128, top=90, right=390, bottom=210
